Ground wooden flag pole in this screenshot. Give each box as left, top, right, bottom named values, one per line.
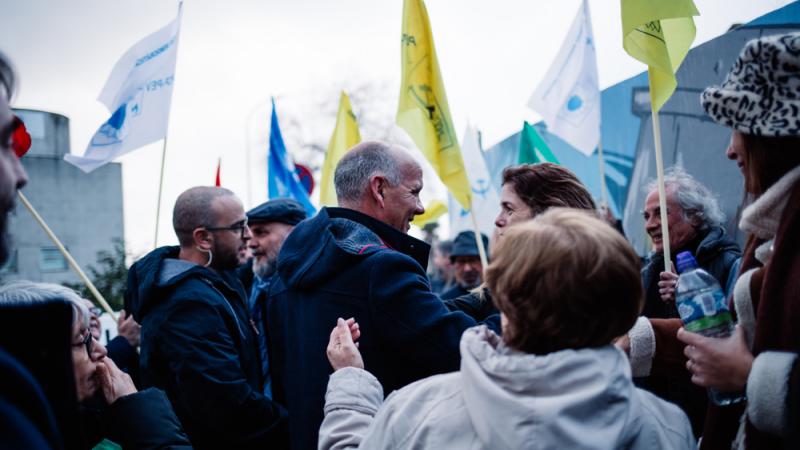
left=18, top=191, right=117, bottom=318
left=650, top=109, right=672, bottom=271
left=153, top=136, right=169, bottom=248
left=468, top=204, right=489, bottom=269
left=597, top=135, right=609, bottom=206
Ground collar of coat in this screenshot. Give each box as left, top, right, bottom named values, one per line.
left=325, top=207, right=430, bottom=270
left=740, top=164, right=800, bottom=240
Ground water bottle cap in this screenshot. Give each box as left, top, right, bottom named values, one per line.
left=676, top=251, right=698, bottom=273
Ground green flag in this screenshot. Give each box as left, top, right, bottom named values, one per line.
left=519, top=122, right=560, bottom=165
left=621, top=0, right=699, bottom=112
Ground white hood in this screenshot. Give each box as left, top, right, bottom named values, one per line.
left=460, top=326, right=641, bottom=449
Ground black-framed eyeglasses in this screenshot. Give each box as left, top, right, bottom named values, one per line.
left=74, top=329, right=93, bottom=356
left=204, top=218, right=249, bottom=239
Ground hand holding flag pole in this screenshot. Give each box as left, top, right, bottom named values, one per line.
left=621, top=0, right=699, bottom=270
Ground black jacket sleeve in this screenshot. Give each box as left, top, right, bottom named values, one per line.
left=443, top=289, right=499, bottom=322
left=157, top=300, right=287, bottom=447
left=369, top=253, right=499, bottom=384
left=104, top=388, right=192, bottom=449
left=106, top=336, right=140, bottom=385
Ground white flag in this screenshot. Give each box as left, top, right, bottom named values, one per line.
left=65, top=8, right=181, bottom=173
left=527, top=0, right=600, bottom=156
left=448, top=125, right=500, bottom=238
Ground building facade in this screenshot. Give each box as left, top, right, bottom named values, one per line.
left=1, top=109, right=124, bottom=285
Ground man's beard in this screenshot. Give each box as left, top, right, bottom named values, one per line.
left=209, top=243, right=242, bottom=272
left=252, top=254, right=277, bottom=280
left=458, top=273, right=481, bottom=290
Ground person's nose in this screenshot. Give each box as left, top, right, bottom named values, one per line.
left=247, top=235, right=259, bottom=250
left=645, top=213, right=659, bottom=232
left=242, top=224, right=252, bottom=242
left=12, top=154, right=27, bottom=190
left=415, top=199, right=425, bottom=215
left=494, top=212, right=505, bottom=228
left=725, top=142, right=737, bottom=161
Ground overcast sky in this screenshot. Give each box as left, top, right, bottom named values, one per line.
left=1, top=0, right=793, bottom=255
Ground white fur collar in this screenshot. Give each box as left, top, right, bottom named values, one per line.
left=740, top=165, right=800, bottom=240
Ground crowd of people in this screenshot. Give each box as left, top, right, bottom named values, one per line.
left=0, top=31, right=799, bottom=450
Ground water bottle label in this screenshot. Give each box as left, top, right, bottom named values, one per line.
left=677, top=288, right=731, bottom=333
left=698, top=292, right=717, bottom=316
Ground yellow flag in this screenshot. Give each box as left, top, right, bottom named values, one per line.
left=397, top=0, right=471, bottom=210
left=621, top=0, right=699, bottom=112
left=411, top=200, right=448, bottom=228
left=320, top=91, right=361, bottom=206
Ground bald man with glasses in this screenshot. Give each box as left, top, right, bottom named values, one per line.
left=126, top=186, right=288, bottom=449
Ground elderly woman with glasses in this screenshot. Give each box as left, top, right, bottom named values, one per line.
left=0, top=281, right=191, bottom=449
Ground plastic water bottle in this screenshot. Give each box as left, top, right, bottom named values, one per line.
left=675, top=251, right=745, bottom=406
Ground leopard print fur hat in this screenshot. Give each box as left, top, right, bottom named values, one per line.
left=701, top=32, right=800, bottom=137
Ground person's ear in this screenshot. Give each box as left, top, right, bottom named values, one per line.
left=193, top=228, right=213, bottom=250
left=369, top=175, right=387, bottom=208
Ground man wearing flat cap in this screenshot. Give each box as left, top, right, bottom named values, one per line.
left=241, top=198, right=306, bottom=398
left=440, top=231, right=489, bottom=300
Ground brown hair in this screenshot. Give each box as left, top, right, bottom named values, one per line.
left=741, top=134, right=800, bottom=196
left=502, top=163, right=596, bottom=216
left=485, top=208, right=642, bottom=354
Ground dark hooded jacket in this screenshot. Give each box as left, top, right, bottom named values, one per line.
left=637, top=226, right=741, bottom=436
left=127, top=246, right=288, bottom=449
left=267, top=207, right=499, bottom=450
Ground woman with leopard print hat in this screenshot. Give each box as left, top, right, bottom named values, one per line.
left=672, top=32, right=800, bottom=450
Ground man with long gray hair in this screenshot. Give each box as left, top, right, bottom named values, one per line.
left=266, top=141, right=498, bottom=450
left=631, top=167, right=741, bottom=435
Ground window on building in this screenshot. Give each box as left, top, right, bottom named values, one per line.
left=39, top=247, right=67, bottom=272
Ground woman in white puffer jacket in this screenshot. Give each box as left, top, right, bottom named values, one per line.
left=319, top=208, right=695, bottom=450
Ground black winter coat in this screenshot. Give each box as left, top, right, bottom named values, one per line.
left=267, top=207, right=499, bottom=450
left=82, top=388, right=192, bottom=449
left=127, top=246, right=288, bottom=449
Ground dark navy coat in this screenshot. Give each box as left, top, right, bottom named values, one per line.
left=267, top=207, right=499, bottom=450
left=127, top=246, right=288, bottom=449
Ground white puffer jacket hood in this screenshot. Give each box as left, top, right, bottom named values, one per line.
left=319, top=326, right=695, bottom=450
left=461, top=326, right=643, bottom=448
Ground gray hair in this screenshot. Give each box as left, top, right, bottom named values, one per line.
left=0, top=280, right=89, bottom=329
left=334, top=141, right=403, bottom=203
left=0, top=51, right=16, bottom=100
left=645, top=167, right=725, bottom=231
left=173, top=186, right=236, bottom=247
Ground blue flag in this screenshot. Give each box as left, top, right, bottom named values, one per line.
left=268, top=99, right=316, bottom=216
